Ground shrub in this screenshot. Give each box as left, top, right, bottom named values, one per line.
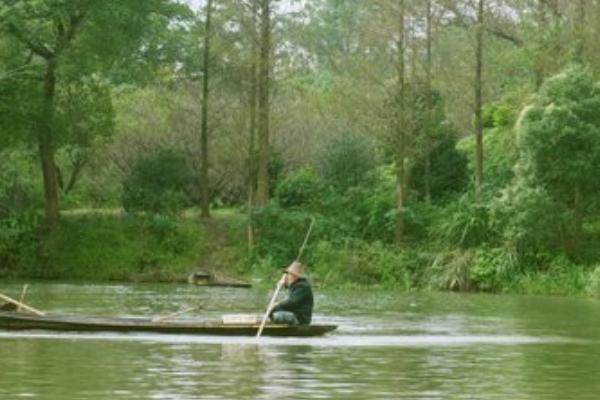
left=250, top=202, right=317, bottom=267
left=482, top=102, right=515, bottom=128
left=513, top=65, right=600, bottom=245
left=469, top=246, right=519, bottom=291
left=426, top=248, right=474, bottom=291
left=430, top=191, right=495, bottom=248
left=491, top=179, right=563, bottom=257
left=0, top=151, right=42, bottom=274
left=275, top=167, right=323, bottom=208
left=317, top=133, right=379, bottom=192
left=122, top=148, right=194, bottom=215
left=312, top=239, right=411, bottom=288
left=586, top=265, right=600, bottom=297
left=409, top=128, right=469, bottom=202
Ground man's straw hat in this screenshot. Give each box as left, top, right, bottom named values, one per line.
left=284, top=261, right=305, bottom=278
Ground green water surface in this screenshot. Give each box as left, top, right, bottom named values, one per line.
left=1, top=283, right=600, bottom=399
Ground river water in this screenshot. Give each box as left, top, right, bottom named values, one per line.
left=1, top=283, right=600, bottom=399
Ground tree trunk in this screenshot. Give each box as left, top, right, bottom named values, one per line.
left=255, top=0, right=271, bottom=206
left=575, top=0, right=586, bottom=63
left=64, top=158, right=87, bottom=195
left=199, top=0, right=213, bottom=219
left=534, top=0, right=547, bottom=89
left=424, top=0, right=433, bottom=204
left=474, top=0, right=484, bottom=202
left=395, top=0, right=406, bottom=244
left=40, top=60, right=60, bottom=231
left=247, top=1, right=259, bottom=252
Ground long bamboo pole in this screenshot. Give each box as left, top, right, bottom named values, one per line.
left=18, top=284, right=29, bottom=312
left=256, top=276, right=284, bottom=338
left=152, top=306, right=197, bottom=323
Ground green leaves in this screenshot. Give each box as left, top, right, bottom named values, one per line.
left=516, top=65, right=600, bottom=203
left=493, top=65, right=600, bottom=257
left=122, top=148, right=195, bottom=215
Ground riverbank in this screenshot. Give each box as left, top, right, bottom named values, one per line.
left=0, top=209, right=247, bottom=283
left=2, top=208, right=600, bottom=297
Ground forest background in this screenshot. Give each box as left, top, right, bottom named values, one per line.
left=3, top=0, right=600, bottom=296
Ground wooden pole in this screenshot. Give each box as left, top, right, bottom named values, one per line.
left=295, top=218, right=315, bottom=262
left=152, top=306, right=197, bottom=323
left=18, top=284, right=29, bottom=312
left=0, top=293, right=45, bottom=316
left=256, top=275, right=284, bottom=338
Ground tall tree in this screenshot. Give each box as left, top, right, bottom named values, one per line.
left=424, top=0, right=433, bottom=204
left=247, top=0, right=259, bottom=249
left=474, top=0, right=485, bottom=201
left=200, top=0, right=214, bottom=218
left=574, top=0, right=586, bottom=63
left=255, top=0, right=272, bottom=206
left=395, top=0, right=407, bottom=243
left=0, top=0, right=186, bottom=230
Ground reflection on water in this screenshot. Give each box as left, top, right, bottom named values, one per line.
left=1, top=283, right=600, bottom=399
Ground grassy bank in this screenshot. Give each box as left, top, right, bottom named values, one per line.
left=2, top=208, right=600, bottom=298
left=1, top=209, right=247, bottom=283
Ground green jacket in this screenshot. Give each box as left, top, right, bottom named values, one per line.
left=271, top=278, right=313, bottom=325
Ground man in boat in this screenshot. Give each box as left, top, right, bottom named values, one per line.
left=269, top=261, right=313, bottom=326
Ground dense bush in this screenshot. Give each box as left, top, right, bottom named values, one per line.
left=0, top=211, right=40, bottom=276
left=409, top=128, right=469, bottom=202
left=250, top=203, right=317, bottom=267
left=312, top=239, right=412, bottom=288
left=430, top=191, right=495, bottom=248
left=0, top=150, right=42, bottom=274
left=317, top=133, right=380, bottom=191
left=491, top=180, right=563, bottom=257
left=41, top=214, right=200, bottom=281
left=515, top=66, right=600, bottom=207
left=122, top=148, right=194, bottom=215
left=499, top=65, right=600, bottom=256
left=482, top=102, right=515, bottom=129
left=275, top=167, right=323, bottom=208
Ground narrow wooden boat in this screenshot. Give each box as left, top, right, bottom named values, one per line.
left=0, top=311, right=336, bottom=337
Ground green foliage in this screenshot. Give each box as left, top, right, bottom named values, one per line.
left=0, top=69, right=42, bottom=147
left=516, top=65, right=600, bottom=210
left=493, top=65, right=600, bottom=257
left=312, top=239, right=411, bottom=288
left=316, top=185, right=393, bottom=243
left=0, top=150, right=42, bottom=274
left=427, top=249, right=474, bottom=291
left=585, top=265, right=600, bottom=296
left=55, top=77, right=115, bottom=147
left=317, top=133, right=379, bottom=191
left=431, top=192, right=495, bottom=248
left=0, top=211, right=40, bottom=276
left=41, top=214, right=200, bottom=281
left=275, top=167, right=323, bottom=208
left=457, top=126, right=517, bottom=191
left=482, top=102, right=515, bottom=129
left=469, top=247, right=519, bottom=291
left=122, top=148, right=194, bottom=215
left=511, top=256, right=589, bottom=296
left=250, top=203, right=316, bottom=268
left=491, top=180, right=563, bottom=257
left=410, top=128, right=469, bottom=201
